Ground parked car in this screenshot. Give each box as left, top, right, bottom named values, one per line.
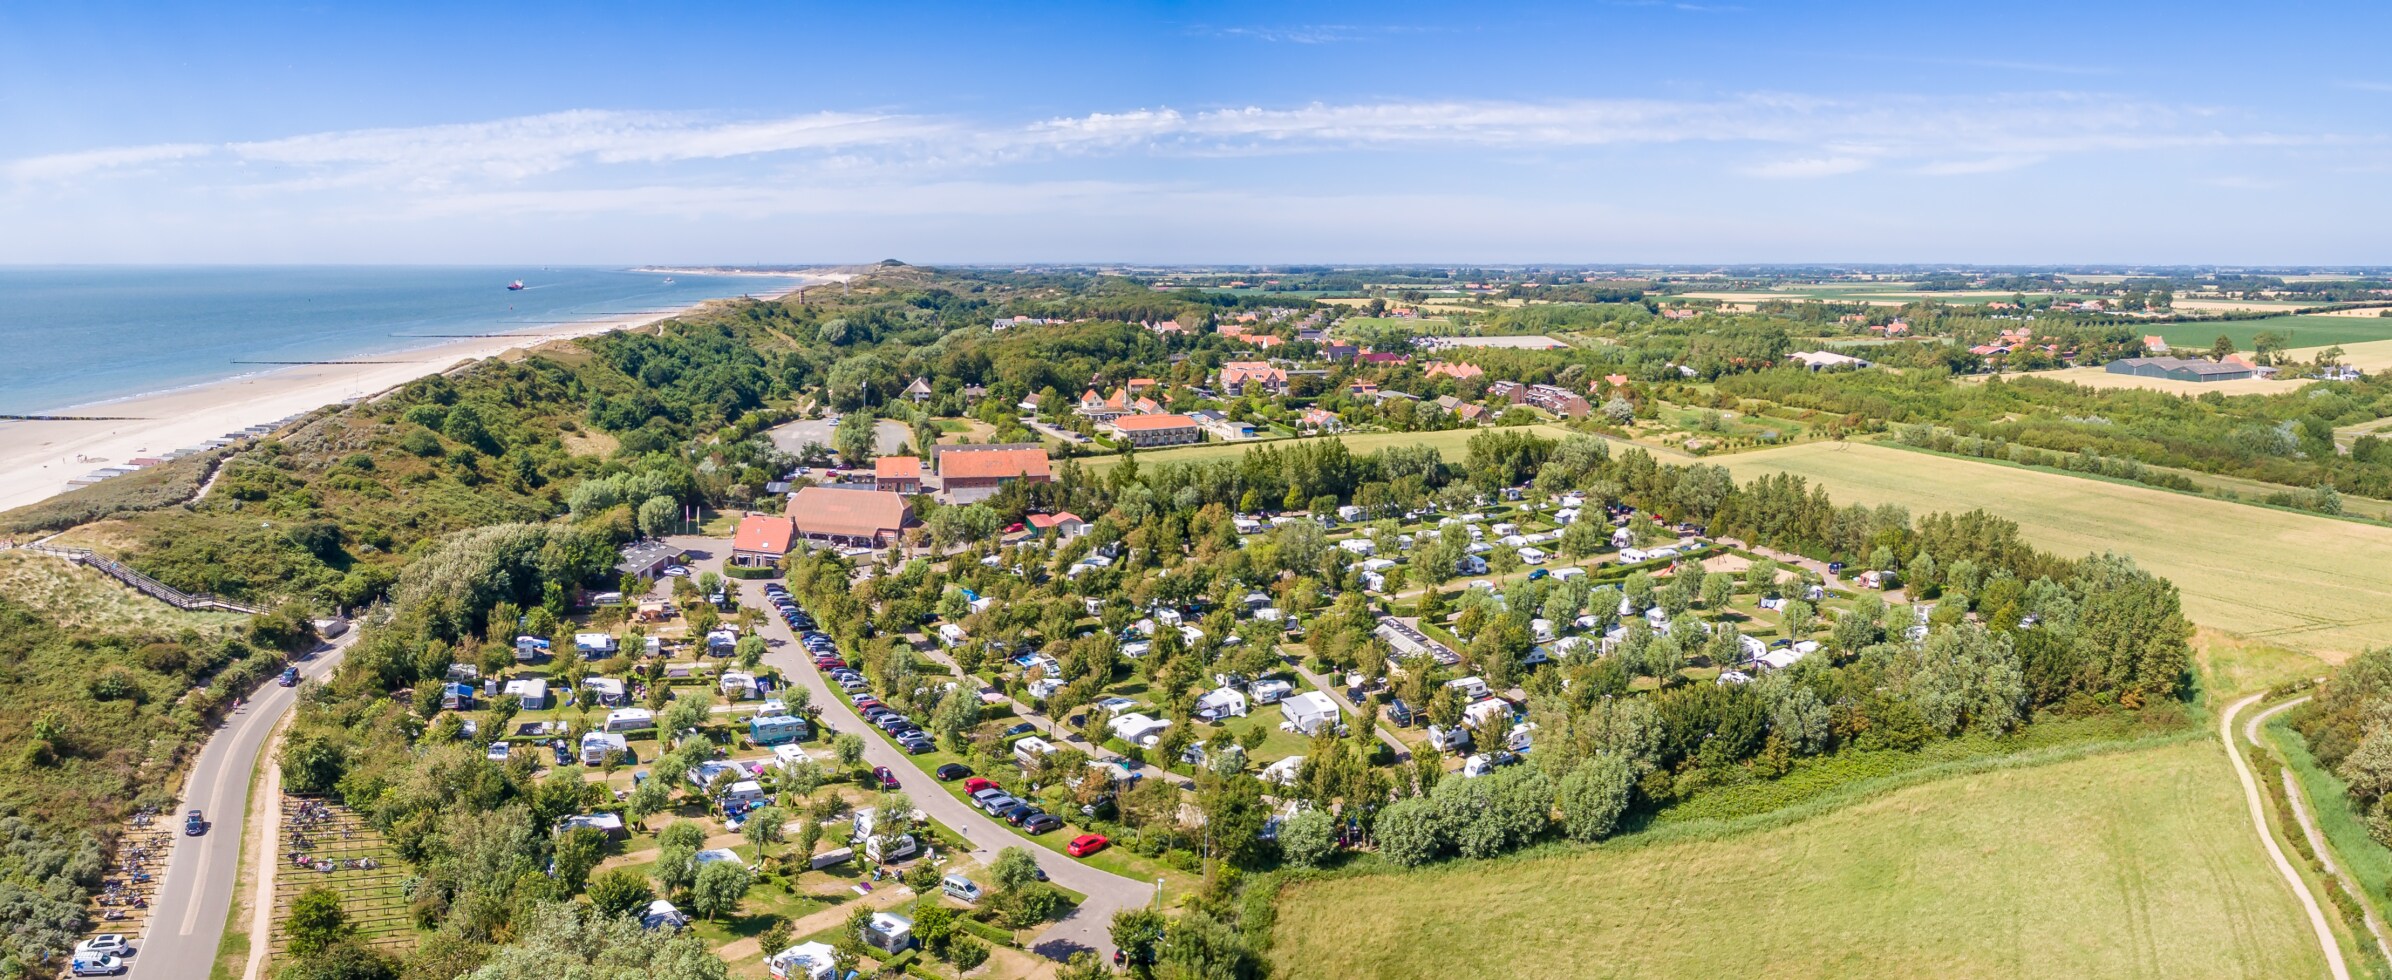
left=1004, top=805, right=1045, bottom=827
left=1002, top=722, right=1036, bottom=738
left=963, top=777, right=997, bottom=795
left=873, top=766, right=899, bottom=790
left=1022, top=813, right=1063, bottom=834
left=75, top=936, right=132, bottom=958
left=899, top=737, right=935, bottom=754
left=1066, top=833, right=1109, bottom=857
left=935, top=763, right=973, bottom=781
left=184, top=810, right=206, bottom=836
left=974, top=793, right=1018, bottom=814
left=551, top=740, right=572, bottom=766
left=278, top=666, right=300, bottom=687
left=70, top=955, right=124, bottom=977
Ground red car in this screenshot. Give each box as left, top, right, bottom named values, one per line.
left=963, top=777, right=997, bottom=795
left=874, top=766, right=899, bottom=789
left=1066, top=833, right=1109, bottom=858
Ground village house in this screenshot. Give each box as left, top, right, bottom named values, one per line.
left=1191, top=409, right=1255, bottom=441
left=900, top=377, right=932, bottom=404
left=1076, top=388, right=1132, bottom=421
left=1105, top=413, right=1204, bottom=447
left=872, top=455, right=922, bottom=494
left=1424, top=361, right=1483, bottom=381
left=1218, top=361, right=1289, bottom=396
left=730, top=514, right=796, bottom=568
left=1026, top=511, right=1088, bottom=540
left=932, top=444, right=1052, bottom=503
left=785, top=486, right=913, bottom=548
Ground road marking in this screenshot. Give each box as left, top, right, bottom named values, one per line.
left=178, top=832, right=212, bottom=934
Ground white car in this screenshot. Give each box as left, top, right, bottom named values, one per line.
left=71, top=955, right=125, bottom=977
left=662, top=565, right=691, bottom=577
left=76, top=936, right=132, bottom=958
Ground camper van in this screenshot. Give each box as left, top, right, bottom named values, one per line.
left=941, top=873, right=984, bottom=903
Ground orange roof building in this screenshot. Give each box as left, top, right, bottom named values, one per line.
left=1104, top=413, right=1203, bottom=447
left=730, top=515, right=797, bottom=567
left=873, top=455, right=922, bottom=494
left=936, top=446, right=1053, bottom=502
left=785, top=486, right=912, bottom=547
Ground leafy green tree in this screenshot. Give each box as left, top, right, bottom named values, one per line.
left=464, top=901, right=729, bottom=980
left=1556, top=755, right=1635, bottom=842
left=990, top=846, right=1043, bottom=894
left=690, top=860, right=753, bottom=921
left=637, top=495, right=681, bottom=538
left=585, top=868, right=655, bottom=918
left=1374, top=796, right=1444, bottom=867
left=1277, top=808, right=1338, bottom=868
left=285, top=886, right=355, bottom=958
left=832, top=732, right=867, bottom=770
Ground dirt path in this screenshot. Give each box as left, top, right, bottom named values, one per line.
left=240, top=717, right=291, bottom=980
left=2222, top=691, right=2349, bottom=980
left=2247, top=696, right=2392, bottom=965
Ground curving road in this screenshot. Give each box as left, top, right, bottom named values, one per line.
left=2220, top=691, right=2348, bottom=980
left=133, top=627, right=356, bottom=978
left=727, top=568, right=1151, bottom=962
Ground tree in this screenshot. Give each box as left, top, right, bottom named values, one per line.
left=1277, top=808, right=1338, bottom=868
left=690, top=860, right=753, bottom=921
left=832, top=732, right=867, bottom=770
left=1374, top=796, right=1444, bottom=867
left=757, top=917, right=793, bottom=963
left=626, top=775, right=674, bottom=829
left=637, top=495, right=681, bottom=538
left=990, top=846, right=1043, bottom=895
left=1556, top=755, right=1636, bottom=842
left=286, top=886, right=355, bottom=958
left=464, top=901, right=729, bottom=980
left=553, top=826, right=606, bottom=893
left=742, top=805, right=786, bottom=864
left=1701, top=572, right=1734, bottom=611
left=586, top=868, right=656, bottom=918
left=1111, top=907, right=1169, bottom=968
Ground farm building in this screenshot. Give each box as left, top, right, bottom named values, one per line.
left=785, top=486, right=913, bottom=547
left=2104, top=356, right=2252, bottom=382
left=932, top=444, right=1052, bottom=503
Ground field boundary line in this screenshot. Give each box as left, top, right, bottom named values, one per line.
left=2223, top=691, right=2348, bottom=980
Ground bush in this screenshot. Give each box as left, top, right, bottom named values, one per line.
left=723, top=565, right=780, bottom=580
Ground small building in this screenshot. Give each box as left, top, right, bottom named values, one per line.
left=750, top=713, right=810, bottom=746
left=2104, top=355, right=2252, bottom=383
left=1279, top=690, right=1341, bottom=736
left=872, top=456, right=923, bottom=494
left=582, top=677, right=628, bottom=706
left=786, top=486, right=913, bottom=548
left=932, top=445, right=1053, bottom=504
left=559, top=811, right=628, bottom=840
left=730, top=515, right=798, bottom=569
left=1104, top=413, right=1204, bottom=447
left=616, top=540, right=681, bottom=581
left=1025, top=511, right=1087, bottom=539
left=768, top=941, right=840, bottom=980
left=1192, top=409, right=1255, bottom=441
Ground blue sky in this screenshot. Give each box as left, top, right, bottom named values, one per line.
left=4, top=0, right=2389, bottom=265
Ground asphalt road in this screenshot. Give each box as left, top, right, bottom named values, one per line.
left=130, top=628, right=356, bottom=979
left=717, top=552, right=1150, bottom=962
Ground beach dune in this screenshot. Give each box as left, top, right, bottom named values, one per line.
left=0, top=290, right=792, bottom=516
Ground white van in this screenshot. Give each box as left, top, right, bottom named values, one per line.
left=865, top=833, right=918, bottom=863
left=941, top=873, right=983, bottom=903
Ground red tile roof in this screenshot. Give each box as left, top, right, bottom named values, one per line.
left=732, top=515, right=797, bottom=555
left=874, top=456, right=922, bottom=479
left=786, top=487, right=911, bottom=540
left=939, top=447, right=1051, bottom=480
left=1026, top=512, right=1084, bottom=529
left=1109, top=413, right=1200, bottom=431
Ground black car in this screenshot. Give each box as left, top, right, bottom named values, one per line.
left=1002, top=722, right=1036, bottom=738
left=900, top=738, right=936, bottom=755
left=184, top=809, right=206, bottom=836
left=999, top=802, right=1038, bottom=825
left=935, top=763, right=973, bottom=781
left=1022, top=813, right=1063, bottom=834
left=551, top=740, right=572, bottom=765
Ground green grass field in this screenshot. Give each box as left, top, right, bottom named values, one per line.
left=1078, top=425, right=1582, bottom=474
left=1716, top=442, right=2392, bottom=659
left=2149, top=314, right=2392, bottom=353
left=1269, top=740, right=2320, bottom=980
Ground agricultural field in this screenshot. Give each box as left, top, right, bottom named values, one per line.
left=1077, top=425, right=1584, bottom=474
left=1715, top=442, right=2392, bottom=659
left=2147, top=314, right=2392, bottom=353
left=1270, top=740, right=2320, bottom=980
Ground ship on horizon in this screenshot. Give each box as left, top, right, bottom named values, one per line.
left=507, top=280, right=525, bottom=291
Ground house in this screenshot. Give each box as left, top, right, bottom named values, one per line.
left=1279, top=690, right=1341, bottom=735
left=1025, top=511, right=1087, bottom=539
left=579, top=731, right=629, bottom=765
left=768, top=941, right=841, bottom=980
left=933, top=445, right=1053, bottom=503
left=2142, top=335, right=2169, bottom=354
left=1017, top=391, right=1044, bottom=413
left=1218, top=361, right=1289, bottom=396
left=1192, top=409, right=1255, bottom=441
left=786, top=486, right=913, bottom=547
left=1105, top=413, right=1203, bottom=447
left=730, top=515, right=798, bottom=568
left=2104, top=356, right=2252, bottom=383
left=1076, top=388, right=1133, bottom=421
left=872, top=456, right=922, bottom=494
left=1196, top=687, right=1249, bottom=719
left=615, top=540, right=680, bottom=580
left=500, top=678, right=549, bottom=710
left=1424, top=361, right=1483, bottom=381
left=605, top=707, right=656, bottom=733
left=749, top=713, right=810, bottom=746
left=1298, top=407, right=1343, bottom=432
left=863, top=911, right=915, bottom=954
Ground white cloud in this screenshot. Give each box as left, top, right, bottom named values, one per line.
left=1742, top=155, right=1872, bottom=179
left=6, top=142, right=214, bottom=181
left=1916, top=154, right=2047, bottom=175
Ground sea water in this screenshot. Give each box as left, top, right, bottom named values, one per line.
left=0, top=266, right=810, bottom=414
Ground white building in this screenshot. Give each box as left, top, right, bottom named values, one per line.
left=1279, top=690, right=1341, bottom=735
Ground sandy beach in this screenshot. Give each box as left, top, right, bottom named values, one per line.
left=0, top=287, right=799, bottom=515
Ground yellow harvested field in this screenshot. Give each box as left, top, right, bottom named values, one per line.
left=1716, top=442, right=2392, bottom=658
left=2018, top=366, right=2310, bottom=396
left=2288, top=337, right=2392, bottom=372
left=1272, top=740, right=2321, bottom=980
left=2170, top=298, right=2309, bottom=313
left=2308, top=306, right=2392, bottom=319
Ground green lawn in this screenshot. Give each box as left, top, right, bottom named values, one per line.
left=2148, top=313, right=2392, bottom=353
left=1079, top=425, right=1580, bottom=474
left=2268, top=713, right=2392, bottom=914
left=1271, top=739, right=2321, bottom=979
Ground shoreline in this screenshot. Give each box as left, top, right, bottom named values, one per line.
left=0, top=285, right=801, bottom=515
